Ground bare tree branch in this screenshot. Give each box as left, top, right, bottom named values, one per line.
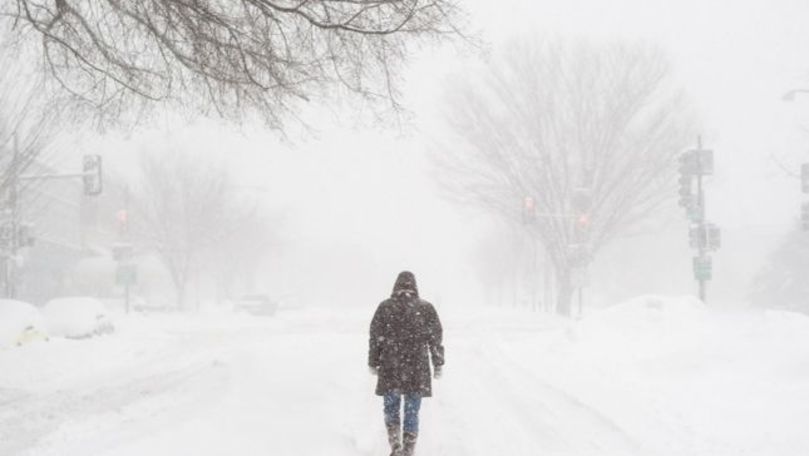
left=7, top=0, right=464, bottom=128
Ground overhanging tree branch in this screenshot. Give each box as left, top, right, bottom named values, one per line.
left=8, top=0, right=464, bottom=127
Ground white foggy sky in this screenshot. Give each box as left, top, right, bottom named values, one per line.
left=78, top=0, right=809, bottom=307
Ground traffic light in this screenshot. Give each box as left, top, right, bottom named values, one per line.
left=802, top=163, right=809, bottom=194
left=522, top=196, right=536, bottom=224
left=688, top=225, right=703, bottom=249
left=679, top=151, right=696, bottom=176
left=706, top=224, right=721, bottom=250
left=681, top=148, right=714, bottom=176
left=678, top=153, right=694, bottom=208
left=571, top=213, right=590, bottom=242
left=116, top=209, right=128, bottom=236
left=83, top=155, right=103, bottom=196
left=571, top=188, right=592, bottom=241
left=802, top=202, right=809, bottom=231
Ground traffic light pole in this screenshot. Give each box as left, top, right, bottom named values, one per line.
left=680, top=136, right=717, bottom=304
left=696, top=156, right=707, bottom=303
left=4, top=136, right=20, bottom=298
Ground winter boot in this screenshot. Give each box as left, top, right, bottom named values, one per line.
left=402, top=432, right=418, bottom=456
left=386, top=424, right=402, bottom=456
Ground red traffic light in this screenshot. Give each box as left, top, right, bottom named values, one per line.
left=116, top=210, right=128, bottom=224
left=577, top=214, right=590, bottom=227
left=523, top=196, right=535, bottom=210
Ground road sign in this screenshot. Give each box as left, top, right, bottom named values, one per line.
left=693, top=256, right=712, bottom=281
left=689, top=223, right=720, bottom=251
left=679, top=151, right=699, bottom=176
left=116, top=264, right=137, bottom=286
left=686, top=202, right=704, bottom=223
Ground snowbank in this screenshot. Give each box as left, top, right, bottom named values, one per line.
left=565, top=295, right=809, bottom=368
left=517, top=295, right=809, bottom=455
left=0, top=299, right=47, bottom=348
left=567, top=295, right=711, bottom=362
left=44, top=297, right=114, bottom=339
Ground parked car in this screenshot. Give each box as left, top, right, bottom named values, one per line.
left=131, top=296, right=173, bottom=313
left=0, top=299, right=48, bottom=347
left=234, top=294, right=278, bottom=316
left=44, top=297, right=114, bottom=339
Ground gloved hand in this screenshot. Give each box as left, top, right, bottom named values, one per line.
left=433, top=366, right=443, bottom=379
left=369, top=366, right=379, bottom=376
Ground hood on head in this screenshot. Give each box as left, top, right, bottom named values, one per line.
left=392, top=271, right=419, bottom=298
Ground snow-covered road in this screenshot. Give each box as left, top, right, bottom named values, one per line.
left=3, top=299, right=809, bottom=455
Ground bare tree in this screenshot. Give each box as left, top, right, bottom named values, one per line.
left=0, top=33, right=63, bottom=298
left=8, top=0, right=463, bottom=126
left=204, top=207, right=278, bottom=303
left=132, top=151, right=262, bottom=309
left=0, top=40, right=60, bottom=199
left=435, top=39, right=695, bottom=316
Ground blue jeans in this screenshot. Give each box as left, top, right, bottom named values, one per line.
left=383, top=393, right=422, bottom=433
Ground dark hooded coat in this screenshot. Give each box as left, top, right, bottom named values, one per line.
left=368, top=271, right=445, bottom=397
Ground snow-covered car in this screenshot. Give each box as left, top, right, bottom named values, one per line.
left=0, top=299, right=48, bottom=348
left=130, top=295, right=173, bottom=313
left=44, top=297, right=114, bottom=339
left=234, top=294, right=278, bottom=316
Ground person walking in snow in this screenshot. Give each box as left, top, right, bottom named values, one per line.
left=369, top=271, right=445, bottom=456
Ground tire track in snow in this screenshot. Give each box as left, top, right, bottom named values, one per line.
left=423, top=336, right=555, bottom=456
left=426, top=325, right=640, bottom=456
left=1, top=358, right=231, bottom=456
left=480, top=340, right=641, bottom=454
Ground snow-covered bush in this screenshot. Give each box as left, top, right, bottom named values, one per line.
left=0, top=299, right=48, bottom=347
left=44, top=297, right=114, bottom=339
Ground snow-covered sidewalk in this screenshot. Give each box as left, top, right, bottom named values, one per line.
left=2, top=298, right=808, bottom=455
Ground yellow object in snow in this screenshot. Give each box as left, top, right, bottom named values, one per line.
left=15, top=326, right=48, bottom=346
